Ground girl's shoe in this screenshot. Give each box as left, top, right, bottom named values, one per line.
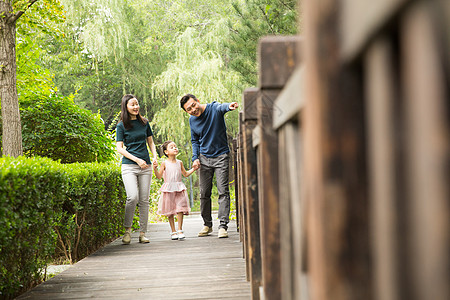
left=171, top=232, right=178, bottom=240
left=177, top=230, right=185, bottom=240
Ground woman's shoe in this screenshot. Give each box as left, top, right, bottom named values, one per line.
left=177, top=230, right=185, bottom=240
left=171, top=232, right=178, bottom=240
left=122, top=231, right=131, bottom=245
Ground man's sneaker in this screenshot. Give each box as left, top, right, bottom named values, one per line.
left=218, top=228, right=228, bottom=238
left=177, top=230, right=185, bottom=240
left=122, top=231, right=131, bottom=244
left=171, top=232, right=178, bottom=240
left=198, top=226, right=212, bottom=237
left=139, top=235, right=150, bottom=243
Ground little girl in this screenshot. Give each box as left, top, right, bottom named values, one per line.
left=153, top=140, right=197, bottom=240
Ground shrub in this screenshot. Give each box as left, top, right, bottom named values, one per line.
left=0, top=157, right=66, bottom=298
left=0, top=157, right=125, bottom=299
left=54, top=162, right=125, bottom=262
left=19, top=94, right=115, bottom=163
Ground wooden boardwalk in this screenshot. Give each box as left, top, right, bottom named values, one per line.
left=18, top=214, right=251, bottom=300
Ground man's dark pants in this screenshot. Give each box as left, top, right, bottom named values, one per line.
left=199, top=153, right=230, bottom=230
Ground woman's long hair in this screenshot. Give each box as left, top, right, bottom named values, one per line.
left=120, top=94, right=148, bottom=129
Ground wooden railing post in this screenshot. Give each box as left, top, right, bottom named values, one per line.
left=241, top=87, right=262, bottom=300
left=232, top=138, right=239, bottom=233
left=238, top=112, right=248, bottom=263
left=257, top=36, right=302, bottom=300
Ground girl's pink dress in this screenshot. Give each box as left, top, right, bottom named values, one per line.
left=157, top=159, right=191, bottom=216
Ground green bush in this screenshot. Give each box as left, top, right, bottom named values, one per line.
left=19, top=94, right=116, bottom=163
left=54, top=162, right=125, bottom=262
left=0, top=157, right=125, bottom=299
left=0, top=157, right=66, bottom=298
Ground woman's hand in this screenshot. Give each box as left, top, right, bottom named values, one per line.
left=137, top=158, right=149, bottom=169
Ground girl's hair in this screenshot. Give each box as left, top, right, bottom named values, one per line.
left=161, top=140, right=174, bottom=157
left=120, top=94, right=148, bottom=129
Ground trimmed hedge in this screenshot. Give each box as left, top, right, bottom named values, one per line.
left=0, top=157, right=126, bottom=299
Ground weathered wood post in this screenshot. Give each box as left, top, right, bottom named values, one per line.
left=303, top=0, right=450, bottom=299
left=241, top=87, right=262, bottom=300
left=303, top=0, right=371, bottom=299
left=232, top=138, right=239, bottom=233
left=256, top=36, right=302, bottom=300
left=238, top=112, right=248, bottom=263
left=273, top=63, right=307, bottom=299
left=400, top=4, right=449, bottom=298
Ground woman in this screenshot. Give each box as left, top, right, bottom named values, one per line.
left=116, top=94, right=158, bottom=244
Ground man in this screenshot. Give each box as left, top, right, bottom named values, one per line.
left=180, top=94, right=239, bottom=238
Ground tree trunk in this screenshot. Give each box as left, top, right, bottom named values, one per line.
left=0, top=1, right=23, bottom=157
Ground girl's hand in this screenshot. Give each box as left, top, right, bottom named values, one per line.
left=192, top=159, right=200, bottom=170
left=152, top=158, right=158, bottom=167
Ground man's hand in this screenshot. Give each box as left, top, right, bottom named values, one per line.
left=229, top=102, right=239, bottom=110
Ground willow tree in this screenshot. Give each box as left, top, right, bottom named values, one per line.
left=152, top=19, right=244, bottom=151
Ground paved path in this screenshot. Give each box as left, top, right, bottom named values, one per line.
left=18, top=215, right=250, bottom=299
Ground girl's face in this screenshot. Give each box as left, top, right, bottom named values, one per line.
left=127, top=98, right=140, bottom=118
left=165, top=142, right=179, bottom=157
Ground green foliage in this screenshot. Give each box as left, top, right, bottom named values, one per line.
left=54, top=162, right=125, bottom=262
left=151, top=19, right=245, bottom=149
left=0, top=157, right=125, bottom=299
left=227, top=0, right=299, bottom=86
left=59, top=0, right=131, bottom=61
left=19, top=93, right=115, bottom=163
left=0, top=157, right=66, bottom=298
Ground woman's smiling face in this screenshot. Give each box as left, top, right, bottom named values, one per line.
left=127, top=98, right=140, bottom=118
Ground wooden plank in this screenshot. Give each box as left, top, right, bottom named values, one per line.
left=243, top=88, right=259, bottom=121
left=365, top=36, right=400, bottom=300
left=252, top=126, right=261, bottom=148
left=401, top=3, right=450, bottom=300
left=273, top=65, right=305, bottom=129
left=242, top=118, right=262, bottom=300
left=287, top=123, right=308, bottom=300
left=256, top=89, right=282, bottom=300
left=304, top=1, right=371, bottom=299
left=341, top=0, right=410, bottom=61
left=238, top=112, right=249, bottom=274
left=278, top=126, right=294, bottom=300
left=17, top=216, right=251, bottom=300
left=258, top=36, right=302, bottom=89
left=233, top=138, right=239, bottom=234
left=242, top=87, right=263, bottom=299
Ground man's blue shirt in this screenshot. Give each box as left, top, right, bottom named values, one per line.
left=189, top=101, right=231, bottom=161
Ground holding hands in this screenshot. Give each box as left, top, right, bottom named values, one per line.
left=192, top=159, right=200, bottom=171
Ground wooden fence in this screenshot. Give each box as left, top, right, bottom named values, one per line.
left=234, top=0, right=449, bottom=299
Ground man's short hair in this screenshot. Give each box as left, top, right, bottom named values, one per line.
left=180, top=94, right=198, bottom=111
